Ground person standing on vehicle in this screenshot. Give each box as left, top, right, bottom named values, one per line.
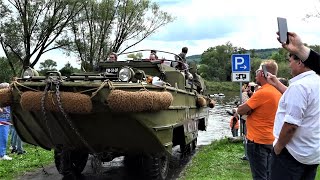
left=176, top=47, right=188, bottom=63
left=266, top=32, right=320, bottom=179
left=237, top=60, right=282, bottom=180
left=175, top=47, right=189, bottom=70
left=0, top=83, right=12, bottom=160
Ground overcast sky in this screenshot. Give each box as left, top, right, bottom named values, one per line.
left=3, top=0, right=320, bottom=69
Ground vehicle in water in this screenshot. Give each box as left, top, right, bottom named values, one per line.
left=1, top=50, right=214, bottom=179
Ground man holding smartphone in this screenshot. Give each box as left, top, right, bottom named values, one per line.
left=237, top=60, right=281, bottom=180
left=279, top=32, right=320, bottom=75
left=267, top=32, right=320, bottom=179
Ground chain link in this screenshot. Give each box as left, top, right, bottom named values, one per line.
left=41, top=79, right=53, bottom=141
left=53, top=80, right=96, bottom=154
left=40, top=76, right=100, bottom=174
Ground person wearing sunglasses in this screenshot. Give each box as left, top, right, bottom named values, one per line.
left=237, top=60, right=282, bottom=180
left=267, top=32, right=320, bottom=179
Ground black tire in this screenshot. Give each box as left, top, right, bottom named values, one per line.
left=124, top=155, right=143, bottom=177
left=191, top=138, right=197, bottom=151
left=145, top=154, right=170, bottom=180
left=180, top=143, right=191, bottom=156
left=54, top=149, right=88, bottom=176
left=90, top=155, right=102, bottom=174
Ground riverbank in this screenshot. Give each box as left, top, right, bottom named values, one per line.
left=180, top=139, right=320, bottom=180
left=180, top=139, right=251, bottom=179
left=205, top=81, right=239, bottom=94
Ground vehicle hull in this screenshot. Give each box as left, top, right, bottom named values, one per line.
left=12, top=82, right=207, bottom=155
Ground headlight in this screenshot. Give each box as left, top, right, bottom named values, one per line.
left=23, top=67, right=39, bottom=78
left=118, top=67, right=134, bottom=81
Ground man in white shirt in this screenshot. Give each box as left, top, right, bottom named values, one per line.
left=269, top=32, right=320, bottom=179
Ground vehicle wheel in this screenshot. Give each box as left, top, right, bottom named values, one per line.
left=145, top=153, right=170, bottom=180
left=54, top=149, right=88, bottom=176
left=180, top=143, right=191, bottom=156
left=90, top=155, right=102, bottom=174
left=191, top=138, right=197, bottom=151
left=124, top=155, right=143, bottom=177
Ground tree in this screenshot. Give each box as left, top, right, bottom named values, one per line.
left=61, top=0, right=173, bottom=70
left=199, top=42, right=244, bottom=81
left=309, top=45, right=320, bottom=53
left=127, top=52, right=143, bottom=60
left=269, top=48, right=288, bottom=62
left=0, top=0, right=85, bottom=75
left=38, top=59, right=57, bottom=75
left=0, top=57, right=15, bottom=82
left=39, top=59, right=58, bottom=71
left=59, top=62, right=80, bottom=76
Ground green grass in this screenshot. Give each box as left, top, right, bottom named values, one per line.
left=180, top=139, right=320, bottom=180
left=0, top=143, right=54, bottom=180
left=1, top=139, right=319, bottom=180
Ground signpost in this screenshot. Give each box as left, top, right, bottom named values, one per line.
left=231, top=54, right=250, bottom=82
left=231, top=54, right=251, bottom=137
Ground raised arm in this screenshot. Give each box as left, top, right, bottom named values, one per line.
left=278, top=32, right=320, bottom=75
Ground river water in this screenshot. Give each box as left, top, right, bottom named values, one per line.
left=198, top=91, right=240, bottom=145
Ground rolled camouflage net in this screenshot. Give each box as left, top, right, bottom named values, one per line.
left=107, top=90, right=173, bottom=112
left=0, top=89, right=12, bottom=107
left=196, top=97, right=206, bottom=108
left=208, top=99, right=215, bottom=108
left=20, top=91, right=92, bottom=113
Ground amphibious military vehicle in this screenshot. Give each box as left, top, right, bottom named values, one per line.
left=1, top=50, right=213, bottom=179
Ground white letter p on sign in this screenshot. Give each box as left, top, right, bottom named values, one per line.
left=235, top=57, right=244, bottom=70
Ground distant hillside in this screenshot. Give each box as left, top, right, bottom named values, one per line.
left=186, top=48, right=279, bottom=63
left=252, top=48, right=279, bottom=59
left=186, top=54, right=201, bottom=62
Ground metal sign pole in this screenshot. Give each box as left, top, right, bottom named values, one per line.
left=239, top=82, right=243, bottom=137
left=231, top=54, right=250, bottom=138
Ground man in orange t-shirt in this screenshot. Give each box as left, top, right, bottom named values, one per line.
left=237, top=60, right=281, bottom=180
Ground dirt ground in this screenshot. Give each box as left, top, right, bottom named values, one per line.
left=17, top=146, right=196, bottom=180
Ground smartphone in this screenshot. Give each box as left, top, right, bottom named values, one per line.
left=277, top=17, right=289, bottom=44
left=262, top=64, right=268, bottom=78
left=250, top=86, right=255, bottom=92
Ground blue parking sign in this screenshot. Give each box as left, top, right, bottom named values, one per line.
left=231, top=54, right=250, bottom=72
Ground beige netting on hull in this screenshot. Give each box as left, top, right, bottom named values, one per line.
left=107, top=90, right=173, bottom=112
left=20, top=91, right=92, bottom=113
left=0, top=89, right=12, bottom=107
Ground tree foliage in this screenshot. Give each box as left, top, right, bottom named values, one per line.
left=60, top=0, right=173, bottom=70
left=127, top=52, right=143, bottom=60
left=38, top=59, right=57, bottom=75
left=199, top=42, right=246, bottom=81
left=59, top=62, right=80, bottom=76
left=0, top=57, right=14, bottom=82
left=196, top=43, right=295, bottom=82
left=0, top=0, right=85, bottom=75
left=39, top=59, right=58, bottom=71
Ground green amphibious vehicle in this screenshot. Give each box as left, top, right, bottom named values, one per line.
left=1, top=50, right=214, bottom=179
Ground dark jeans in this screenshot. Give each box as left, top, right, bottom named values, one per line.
left=271, top=147, right=319, bottom=180
left=231, top=129, right=238, bottom=137
left=247, top=140, right=272, bottom=180
left=241, top=119, right=248, bottom=159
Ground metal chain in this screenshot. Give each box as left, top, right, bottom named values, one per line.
left=53, top=80, right=96, bottom=154
left=41, top=79, right=53, bottom=141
